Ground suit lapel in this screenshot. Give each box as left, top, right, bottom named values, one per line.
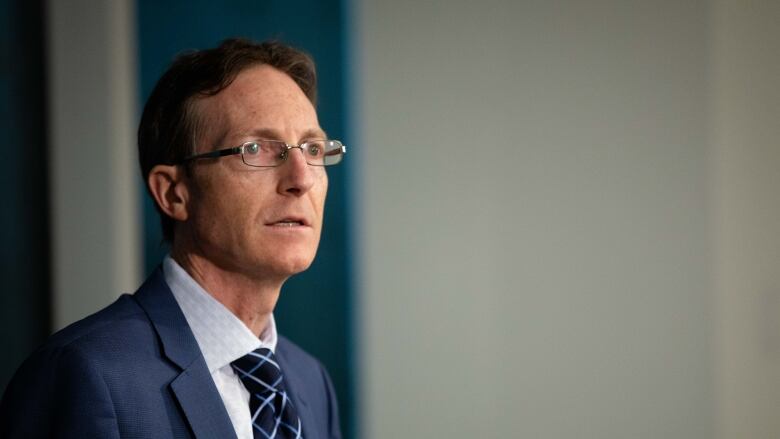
left=169, top=368, right=238, bottom=439
left=134, top=269, right=238, bottom=439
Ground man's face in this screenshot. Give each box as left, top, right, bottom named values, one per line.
left=181, top=64, right=328, bottom=280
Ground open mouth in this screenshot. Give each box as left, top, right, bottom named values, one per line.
left=271, top=219, right=306, bottom=227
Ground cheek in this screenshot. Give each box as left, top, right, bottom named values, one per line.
left=190, top=176, right=257, bottom=240
left=318, top=170, right=329, bottom=200
left=313, top=175, right=329, bottom=218
left=190, top=194, right=232, bottom=242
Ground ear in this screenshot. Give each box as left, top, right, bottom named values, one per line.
left=147, top=164, right=191, bottom=222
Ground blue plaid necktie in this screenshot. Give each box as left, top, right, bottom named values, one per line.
left=231, top=348, right=303, bottom=439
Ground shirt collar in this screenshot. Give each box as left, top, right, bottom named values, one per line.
left=163, top=255, right=278, bottom=373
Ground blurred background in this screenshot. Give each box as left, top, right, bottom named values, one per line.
left=1, top=0, right=778, bottom=438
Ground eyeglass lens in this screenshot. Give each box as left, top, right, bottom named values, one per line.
left=241, top=140, right=344, bottom=167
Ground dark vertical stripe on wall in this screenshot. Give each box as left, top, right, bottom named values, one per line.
left=136, top=1, right=354, bottom=437
left=0, top=0, right=51, bottom=393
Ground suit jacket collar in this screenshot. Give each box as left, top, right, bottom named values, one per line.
left=134, top=268, right=238, bottom=439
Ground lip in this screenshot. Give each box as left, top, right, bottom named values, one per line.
left=264, top=215, right=311, bottom=227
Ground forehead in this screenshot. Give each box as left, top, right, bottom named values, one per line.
left=196, top=64, right=321, bottom=145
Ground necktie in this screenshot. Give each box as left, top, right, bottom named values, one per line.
left=231, top=348, right=303, bottom=439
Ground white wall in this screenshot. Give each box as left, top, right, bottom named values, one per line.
left=711, top=1, right=780, bottom=437
left=356, top=0, right=778, bottom=437
left=48, top=0, right=141, bottom=328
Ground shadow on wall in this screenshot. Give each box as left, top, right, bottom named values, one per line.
left=0, top=0, right=51, bottom=394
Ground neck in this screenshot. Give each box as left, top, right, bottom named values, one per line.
left=171, top=246, right=285, bottom=337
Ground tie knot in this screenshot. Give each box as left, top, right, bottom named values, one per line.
left=231, top=347, right=284, bottom=394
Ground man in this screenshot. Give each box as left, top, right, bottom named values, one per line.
left=0, top=38, right=344, bottom=439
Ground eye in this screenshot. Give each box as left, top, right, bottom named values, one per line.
left=306, top=141, right=324, bottom=157
left=244, top=142, right=260, bottom=155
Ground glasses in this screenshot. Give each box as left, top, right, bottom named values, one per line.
left=179, top=139, right=346, bottom=167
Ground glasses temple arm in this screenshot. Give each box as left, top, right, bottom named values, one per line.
left=181, top=146, right=243, bottom=163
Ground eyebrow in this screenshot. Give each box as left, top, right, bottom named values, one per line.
left=244, top=127, right=329, bottom=142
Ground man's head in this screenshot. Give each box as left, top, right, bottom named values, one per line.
left=140, top=39, right=335, bottom=280
left=139, top=38, right=318, bottom=241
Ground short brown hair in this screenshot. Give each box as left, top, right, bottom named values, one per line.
left=138, top=38, right=317, bottom=242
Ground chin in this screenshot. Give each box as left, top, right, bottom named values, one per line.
left=265, top=252, right=317, bottom=278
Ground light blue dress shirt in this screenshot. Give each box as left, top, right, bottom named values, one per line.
left=164, top=255, right=278, bottom=439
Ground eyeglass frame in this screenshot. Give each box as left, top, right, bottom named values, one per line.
left=178, top=139, right=346, bottom=167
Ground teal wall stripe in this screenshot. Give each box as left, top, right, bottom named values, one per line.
left=136, top=1, right=354, bottom=437
left=339, top=0, right=359, bottom=436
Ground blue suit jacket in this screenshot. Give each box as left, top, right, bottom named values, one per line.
left=0, top=269, right=342, bottom=439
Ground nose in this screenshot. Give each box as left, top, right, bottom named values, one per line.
left=277, top=146, right=315, bottom=196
